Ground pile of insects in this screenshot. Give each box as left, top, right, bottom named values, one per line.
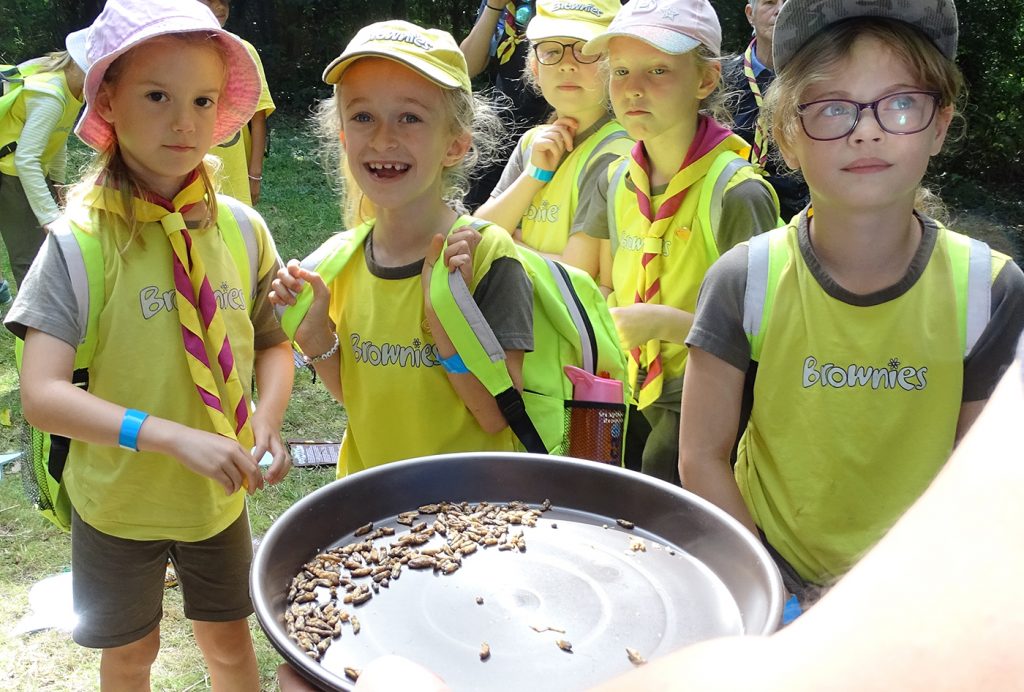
left=284, top=500, right=547, bottom=667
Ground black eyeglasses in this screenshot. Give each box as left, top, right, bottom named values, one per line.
left=532, top=40, right=600, bottom=66
left=797, top=91, right=941, bottom=141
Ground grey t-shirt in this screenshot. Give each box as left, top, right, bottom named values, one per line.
left=490, top=114, right=625, bottom=237
left=363, top=231, right=534, bottom=353
left=5, top=223, right=288, bottom=352
left=686, top=213, right=1024, bottom=402
left=575, top=162, right=780, bottom=254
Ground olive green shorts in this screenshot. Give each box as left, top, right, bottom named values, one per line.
left=70, top=506, right=254, bottom=649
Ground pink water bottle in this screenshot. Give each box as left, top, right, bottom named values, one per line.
left=564, top=366, right=624, bottom=463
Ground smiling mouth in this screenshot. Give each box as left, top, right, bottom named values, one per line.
left=366, top=162, right=410, bottom=179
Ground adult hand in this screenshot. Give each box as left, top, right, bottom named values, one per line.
left=529, top=117, right=578, bottom=173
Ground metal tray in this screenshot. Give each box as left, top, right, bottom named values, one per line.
left=251, top=452, right=784, bottom=690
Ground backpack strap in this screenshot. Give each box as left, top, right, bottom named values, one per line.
left=606, top=157, right=629, bottom=258
left=52, top=219, right=104, bottom=370
left=217, top=196, right=260, bottom=309
left=277, top=222, right=374, bottom=341
left=430, top=219, right=548, bottom=454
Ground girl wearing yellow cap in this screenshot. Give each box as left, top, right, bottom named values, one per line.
left=475, top=0, right=632, bottom=277
left=271, top=21, right=533, bottom=477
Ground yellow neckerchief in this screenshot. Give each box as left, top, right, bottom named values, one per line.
left=742, top=39, right=769, bottom=175
left=86, top=173, right=254, bottom=449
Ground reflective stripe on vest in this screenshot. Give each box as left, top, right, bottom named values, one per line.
left=743, top=223, right=995, bottom=361
left=606, top=150, right=775, bottom=258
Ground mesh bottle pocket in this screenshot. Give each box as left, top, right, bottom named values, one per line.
left=563, top=400, right=626, bottom=465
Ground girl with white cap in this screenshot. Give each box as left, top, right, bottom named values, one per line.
left=5, top=0, right=294, bottom=686
left=576, top=0, right=781, bottom=483
left=681, top=0, right=1024, bottom=604
left=475, top=0, right=633, bottom=275
left=270, top=21, right=533, bottom=477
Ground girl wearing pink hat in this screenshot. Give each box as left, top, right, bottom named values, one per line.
left=5, top=0, right=294, bottom=687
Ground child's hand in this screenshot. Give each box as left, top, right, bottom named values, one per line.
left=271, top=262, right=336, bottom=358
left=423, top=229, right=478, bottom=294
left=610, top=304, right=662, bottom=349
left=175, top=428, right=264, bottom=496
left=610, top=304, right=695, bottom=349
left=268, top=260, right=305, bottom=307
left=444, top=225, right=482, bottom=284
left=251, top=415, right=292, bottom=485
left=529, top=117, right=578, bottom=173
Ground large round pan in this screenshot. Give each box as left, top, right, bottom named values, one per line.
left=252, top=452, right=784, bottom=690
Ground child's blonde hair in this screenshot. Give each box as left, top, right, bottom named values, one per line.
left=33, top=50, right=77, bottom=74
left=67, top=33, right=227, bottom=251
left=764, top=17, right=963, bottom=218
left=314, top=75, right=504, bottom=229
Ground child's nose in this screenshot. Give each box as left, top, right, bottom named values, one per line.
left=171, top=105, right=196, bottom=133
left=370, top=122, right=397, bottom=150
left=850, top=106, right=885, bottom=143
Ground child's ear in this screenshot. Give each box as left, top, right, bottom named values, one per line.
left=339, top=130, right=346, bottom=151
left=775, top=133, right=801, bottom=171
left=94, top=84, right=116, bottom=125
left=930, top=104, right=954, bottom=156
left=443, top=131, right=472, bottom=168
left=695, top=60, right=721, bottom=101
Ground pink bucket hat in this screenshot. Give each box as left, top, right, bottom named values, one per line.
left=68, top=0, right=261, bottom=152
left=583, top=0, right=722, bottom=57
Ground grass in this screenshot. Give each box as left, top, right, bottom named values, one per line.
left=0, top=115, right=1021, bottom=691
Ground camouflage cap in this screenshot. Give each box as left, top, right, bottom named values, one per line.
left=772, top=0, right=958, bottom=71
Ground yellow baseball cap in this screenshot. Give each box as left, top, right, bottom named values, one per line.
left=525, top=0, right=621, bottom=42
left=323, top=21, right=471, bottom=94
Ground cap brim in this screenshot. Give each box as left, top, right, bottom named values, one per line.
left=525, top=17, right=609, bottom=43
left=772, top=0, right=958, bottom=71
left=584, top=28, right=700, bottom=56
left=323, top=50, right=466, bottom=92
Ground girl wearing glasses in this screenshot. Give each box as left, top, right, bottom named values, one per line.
left=680, top=0, right=1024, bottom=606
left=475, top=0, right=632, bottom=275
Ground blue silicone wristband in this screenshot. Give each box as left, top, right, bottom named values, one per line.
left=439, top=353, right=471, bottom=374
left=526, top=163, right=555, bottom=182
left=119, top=409, right=149, bottom=451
